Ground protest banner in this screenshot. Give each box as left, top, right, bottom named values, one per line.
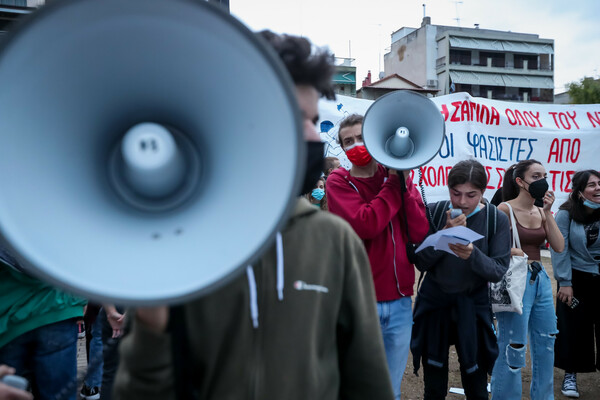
left=319, top=92, right=600, bottom=211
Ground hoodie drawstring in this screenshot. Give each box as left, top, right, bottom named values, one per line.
left=246, top=265, right=259, bottom=329
left=246, top=231, right=284, bottom=329
left=276, top=231, right=284, bottom=301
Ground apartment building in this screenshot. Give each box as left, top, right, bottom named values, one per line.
left=384, top=17, right=555, bottom=102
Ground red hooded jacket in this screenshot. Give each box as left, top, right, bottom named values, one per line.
left=327, top=164, right=428, bottom=300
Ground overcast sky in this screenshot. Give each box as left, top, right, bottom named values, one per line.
left=231, top=0, right=600, bottom=93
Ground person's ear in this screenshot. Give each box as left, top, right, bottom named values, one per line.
left=515, top=176, right=525, bottom=189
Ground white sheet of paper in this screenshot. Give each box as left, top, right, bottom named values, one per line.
left=449, top=387, right=465, bottom=395
left=448, top=383, right=491, bottom=395
left=415, top=226, right=484, bottom=256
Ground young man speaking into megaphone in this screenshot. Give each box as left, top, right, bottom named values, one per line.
left=326, top=114, right=429, bottom=400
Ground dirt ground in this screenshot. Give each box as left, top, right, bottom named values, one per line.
left=401, top=251, right=600, bottom=399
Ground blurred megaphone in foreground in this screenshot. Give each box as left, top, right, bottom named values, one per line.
left=0, top=0, right=304, bottom=305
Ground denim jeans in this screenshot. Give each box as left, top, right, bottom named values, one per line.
left=83, top=316, right=103, bottom=388
left=491, top=266, right=558, bottom=400
left=377, top=297, right=412, bottom=400
left=0, top=318, right=79, bottom=400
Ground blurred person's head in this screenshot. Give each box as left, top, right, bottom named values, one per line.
left=323, top=157, right=340, bottom=177
left=257, top=30, right=335, bottom=194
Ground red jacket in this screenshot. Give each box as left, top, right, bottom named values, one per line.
left=327, top=164, right=428, bottom=300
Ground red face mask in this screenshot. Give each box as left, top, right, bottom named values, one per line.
left=345, top=142, right=372, bottom=167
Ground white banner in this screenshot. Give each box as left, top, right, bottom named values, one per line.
left=318, top=92, right=600, bottom=211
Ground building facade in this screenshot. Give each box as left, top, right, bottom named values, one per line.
left=384, top=17, right=555, bottom=102
left=332, top=57, right=357, bottom=97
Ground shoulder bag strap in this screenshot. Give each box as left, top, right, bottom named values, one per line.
left=504, top=202, right=521, bottom=249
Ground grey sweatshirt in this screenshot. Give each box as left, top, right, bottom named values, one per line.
left=415, top=202, right=511, bottom=294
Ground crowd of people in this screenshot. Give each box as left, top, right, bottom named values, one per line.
left=0, top=27, right=599, bottom=400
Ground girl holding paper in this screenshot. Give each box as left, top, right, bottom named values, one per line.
left=411, top=159, right=511, bottom=400
left=490, top=159, right=564, bottom=400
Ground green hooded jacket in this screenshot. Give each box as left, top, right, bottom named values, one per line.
left=114, top=198, right=394, bottom=400
left=0, top=262, right=86, bottom=348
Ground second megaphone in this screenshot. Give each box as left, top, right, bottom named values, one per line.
left=362, top=90, right=445, bottom=171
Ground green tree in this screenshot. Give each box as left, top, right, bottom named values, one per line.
left=567, top=77, right=600, bottom=104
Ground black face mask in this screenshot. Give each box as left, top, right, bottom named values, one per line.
left=525, top=178, right=549, bottom=207
left=300, top=142, right=325, bottom=196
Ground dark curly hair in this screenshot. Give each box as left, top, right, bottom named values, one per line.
left=258, top=30, right=336, bottom=100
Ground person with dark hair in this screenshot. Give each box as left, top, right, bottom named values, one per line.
left=551, top=169, right=600, bottom=398
left=411, top=159, right=510, bottom=400
left=326, top=113, right=429, bottom=399
left=323, top=156, right=340, bottom=178
left=490, top=159, right=564, bottom=400
left=113, top=31, right=394, bottom=400
left=305, top=176, right=327, bottom=210
left=489, top=188, right=503, bottom=207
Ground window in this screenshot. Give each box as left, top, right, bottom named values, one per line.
left=479, top=52, right=505, bottom=68
left=0, top=0, right=27, bottom=6
left=514, top=54, right=538, bottom=70
left=450, top=49, right=471, bottom=65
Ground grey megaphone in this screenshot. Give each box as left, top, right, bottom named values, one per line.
left=362, top=90, right=445, bottom=170
left=0, top=0, right=304, bottom=305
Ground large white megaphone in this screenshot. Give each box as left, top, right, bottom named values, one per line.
left=362, top=90, right=445, bottom=170
left=0, top=0, right=304, bottom=305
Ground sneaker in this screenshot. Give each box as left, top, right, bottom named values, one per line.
left=561, top=372, right=580, bottom=398
left=80, top=385, right=100, bottom=400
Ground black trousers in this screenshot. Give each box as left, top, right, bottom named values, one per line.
left=99, top=307, right=125, bottom=400
left=555, top=269, right=600, bottom=372
left=422, top=319, right=489, bottom=400
left=423, top=361, right=489, bottom=400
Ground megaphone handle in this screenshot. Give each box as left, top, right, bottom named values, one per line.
left=396, top=172, right=413, bottom=248
left=397, top=171, right=408, bottom=194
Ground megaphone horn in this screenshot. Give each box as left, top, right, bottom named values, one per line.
left=0, top=0, right=304, bottom=305
left=362, top=90, right=445, bottom=171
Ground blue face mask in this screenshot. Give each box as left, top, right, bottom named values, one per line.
left=311, top=188, right=325, bottom=201
left=449, top=204, right=481, bottom=218
left=466, top=206, right=482, bottom=218
left=582, top=194, right=600, bottom=209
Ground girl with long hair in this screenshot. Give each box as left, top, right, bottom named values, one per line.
left=490, top=159, right=564, bottom=400
left=551, top=170, right=600, bottom=398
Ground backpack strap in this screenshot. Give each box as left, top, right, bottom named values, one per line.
left=486, top=201, right=497, bottom=237
left=432, top=200, right=450, bottom=231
